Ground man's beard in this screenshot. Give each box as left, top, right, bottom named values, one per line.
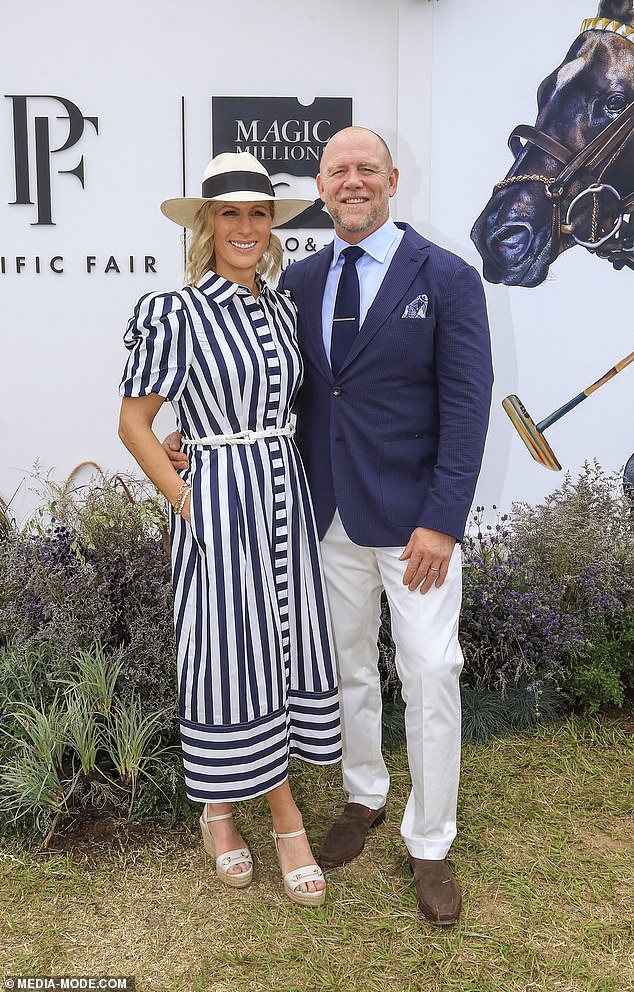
left=328, top=200, right=388, bottom=234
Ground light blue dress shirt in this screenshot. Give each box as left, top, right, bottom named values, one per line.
left=321, top=218, right=404, bottom=362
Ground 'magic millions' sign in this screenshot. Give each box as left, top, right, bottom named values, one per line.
left=212, top=96, right=352, bottom=228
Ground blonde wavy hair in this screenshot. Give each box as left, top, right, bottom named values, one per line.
left=185, top=200, right=283, bottom=286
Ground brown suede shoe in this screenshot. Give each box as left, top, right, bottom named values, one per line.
left=319, top=803, right=386, bottom=870
left=408, top=855, right=462, bottom=925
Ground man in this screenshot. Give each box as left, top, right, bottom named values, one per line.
left=167, top=126, right=493, bottom=925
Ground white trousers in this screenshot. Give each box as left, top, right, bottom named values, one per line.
left=320, top=512, right=464, bottom=859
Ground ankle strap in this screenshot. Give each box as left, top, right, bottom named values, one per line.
left=272, top=827, right=306, bottom=840
left=203, top=810, right=233, bottom=823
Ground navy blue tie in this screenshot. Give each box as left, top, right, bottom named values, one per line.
left=330, top=245, right=365, bottom=375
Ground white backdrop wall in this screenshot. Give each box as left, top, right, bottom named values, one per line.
left=2, top=0, right=631, bottom=523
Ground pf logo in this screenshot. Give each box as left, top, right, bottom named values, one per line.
left=6, top=94, right=98, bottom=225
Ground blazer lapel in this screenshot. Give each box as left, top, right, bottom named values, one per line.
left=300, top=244, right=334, bottom=381
left=340, top=231, right=430, bottom=372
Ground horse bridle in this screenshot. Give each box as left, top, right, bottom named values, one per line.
left=492, top=17, right=634, bottom=271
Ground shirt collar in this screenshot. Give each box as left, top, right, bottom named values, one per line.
left=332, top=218, right=399, bottom=266
left=195, top=270, right=268, bottom=306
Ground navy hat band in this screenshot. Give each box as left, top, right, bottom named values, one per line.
left=201, top=171, right=275, bottom=199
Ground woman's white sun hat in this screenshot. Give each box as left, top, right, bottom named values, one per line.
left=160, top=152, right=313, bottom=229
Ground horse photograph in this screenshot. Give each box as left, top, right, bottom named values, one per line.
left=471, top=0, right=634, bottom=287
left=467, top=0, right=634, bottom=475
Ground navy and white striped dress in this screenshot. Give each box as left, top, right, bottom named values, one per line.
left=120, top=270, right=341, bottom=802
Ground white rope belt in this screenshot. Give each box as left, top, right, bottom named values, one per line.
left=182, top=424, right=295, bottom=448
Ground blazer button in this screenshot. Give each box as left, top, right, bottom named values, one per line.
left=332, top=387, right=341, bottom=396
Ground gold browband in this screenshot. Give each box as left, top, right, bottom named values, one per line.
left=580, top=16, right=634, bottom=42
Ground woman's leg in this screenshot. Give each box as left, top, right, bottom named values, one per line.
left=266, top=781, right=325, bottom=893
left=203, top=801, right=251, bottom=876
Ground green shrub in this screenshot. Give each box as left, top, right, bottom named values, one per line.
left=568, top=613, right=634, bottom=714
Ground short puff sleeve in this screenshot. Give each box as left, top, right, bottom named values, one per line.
left=119, top=291, right=192, bottom=402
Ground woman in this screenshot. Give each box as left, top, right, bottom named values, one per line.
left=118, top=153, right=341, bottom=906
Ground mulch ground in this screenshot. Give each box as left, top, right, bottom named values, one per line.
left=43, top=805, right=197, bottom=859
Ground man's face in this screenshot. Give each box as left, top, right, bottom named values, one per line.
left=317, top=129, right=398, bottom=244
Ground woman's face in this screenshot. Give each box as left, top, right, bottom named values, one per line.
left=212, top=201, right=273, bottom=287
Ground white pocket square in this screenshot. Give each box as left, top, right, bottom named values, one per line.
left=401, top=294, right=428, bottom=319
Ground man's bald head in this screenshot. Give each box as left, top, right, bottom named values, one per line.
left=317, top=127, right=399, bottom=244
left=320, top=126, right=394, bottom=173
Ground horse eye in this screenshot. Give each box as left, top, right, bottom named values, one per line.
left=605, top=93, right=627, bottom=114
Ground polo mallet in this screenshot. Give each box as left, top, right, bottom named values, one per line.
left=502, top=349, right=634, bottom=471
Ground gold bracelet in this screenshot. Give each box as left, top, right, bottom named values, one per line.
left=173, top=482, right=191, bottom=515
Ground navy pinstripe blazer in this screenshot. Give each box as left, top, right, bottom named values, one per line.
left=278, top=222, right=493, bottom=546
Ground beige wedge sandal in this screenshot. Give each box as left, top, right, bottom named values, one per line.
left=271, top=827, right=326, bottom=907
left=200, top=809, right=253, bottom=889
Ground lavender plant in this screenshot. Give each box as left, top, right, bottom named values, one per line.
left=511, top=460, right=634, bottom=594
left=379, top=463, right=633, bottom=741
left=0, top=474, right=180, bottom=838
left=459, top=507, right=580, bottom=697
left=1, top=460, right=631, bottom=802
left=0, top=473, right=177, bottom=722
left=508, top=462, right=634, bottom=715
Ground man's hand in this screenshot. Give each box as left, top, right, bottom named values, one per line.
left=163, top=431, right=189, bottom=471
left=399, top=527, right=456, bottom=594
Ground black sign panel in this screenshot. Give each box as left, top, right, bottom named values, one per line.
left=212, top=96, right=352, bottom=228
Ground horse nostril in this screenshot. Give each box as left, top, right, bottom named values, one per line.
left=489, top=223, right=534, bottom=262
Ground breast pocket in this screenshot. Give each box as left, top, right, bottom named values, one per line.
left=381, top=314, right=435, bottom=371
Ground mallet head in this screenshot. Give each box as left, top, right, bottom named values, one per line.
left=502, top=394, right=562, bottom=471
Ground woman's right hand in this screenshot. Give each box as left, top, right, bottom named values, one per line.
left=119, top=397, right=193, bottom=526
left=180, top=491, right=191, bottom=523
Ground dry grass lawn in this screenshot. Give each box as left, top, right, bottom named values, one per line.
left=1, top=715, right=632, bottom=992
